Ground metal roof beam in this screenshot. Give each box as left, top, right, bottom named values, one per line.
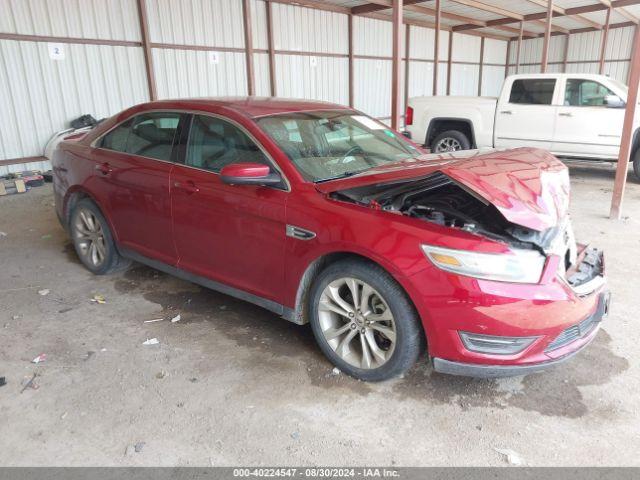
left=453, top=0, right=640, bottom=31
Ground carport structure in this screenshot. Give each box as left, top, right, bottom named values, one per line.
left=1, top=0, right=639, bottom=216
left=308, top=0, right=640, bottom=219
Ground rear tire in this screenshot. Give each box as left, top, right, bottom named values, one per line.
left=69, top=199, right=130, bottom=275
left=431, top=130, right=471, bottom=153
left=308, top=259, right=425, bottom=382
left=633, top=148, right=640, bottom=181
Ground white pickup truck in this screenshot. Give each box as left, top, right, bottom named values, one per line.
left=405, top=73, right=640, bottom=179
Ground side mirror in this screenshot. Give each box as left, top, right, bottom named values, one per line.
left=220, top=163, right=282, bottom=186
left=604, top=94, right=625, bottom=108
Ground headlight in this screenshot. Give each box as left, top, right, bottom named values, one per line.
left=421, top=244, right=546, bottom=284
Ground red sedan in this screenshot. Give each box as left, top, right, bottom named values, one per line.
left=52, top=98, right=609, bottom=381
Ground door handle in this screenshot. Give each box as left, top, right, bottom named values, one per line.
left=173, top=181, right=199, bottom=194
left=499, top=110, right=513, bottom=115
left=559, top=112, right=573, bottom=117
left=95, top=162, right=113, bottom=175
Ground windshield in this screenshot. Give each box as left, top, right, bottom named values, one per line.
left=256, top=110, right=421, bottom=182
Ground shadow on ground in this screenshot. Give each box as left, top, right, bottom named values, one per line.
left=113, top=264, right=629, bottom=419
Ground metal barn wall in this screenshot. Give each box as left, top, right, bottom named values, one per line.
left=0, top=0, right=510, bottom=169
left=353, top=16, right=404, bottom=119
left=0, top=0, right=149, bottom=173
left=507, top=26, right=635, bottom=84
left=272, top=2, right=349, bottom=105
left=408, top=26, right=449, bottom=98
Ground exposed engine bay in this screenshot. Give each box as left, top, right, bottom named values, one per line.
left=331, top=172, right=602, bottom=288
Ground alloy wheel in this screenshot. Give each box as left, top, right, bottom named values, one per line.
left=73, top=208, right=107, bottom=268
left=318, top=277, right=396, bottom=369
left=434, top=137, right=462, bottom=152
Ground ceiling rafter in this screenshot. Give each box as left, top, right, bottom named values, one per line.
left=597, top=0, right=640, bottom=23
left=452, top=0, right=640, bottom=32
left=524, top=0, right=604, bottom=29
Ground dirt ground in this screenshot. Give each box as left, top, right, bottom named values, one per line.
left=0, top=161, right=639, bottom=467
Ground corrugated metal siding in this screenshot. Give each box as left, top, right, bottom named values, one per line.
left=272, top=2, right=348, bottom=54
left=254, top=52, right=271, bottom=96
left=146, top=0, right=245, bottom=48
left=251, top=0, right=268, bottom=50
left=353, top=16, right=405, bottom=58
left=275, top=54, right=348, bottom=104
left=481, top=66, right=505, bottom=97
left=354, top=16, right=391, bottom=57
left=510, top=36, right=566, bottom=65
left=568, top=31, right=603, bottom=62
left=605, top=26, right=634, bottom=61
left=452, top=33, right=481, bottom=63
left=354, top=58, right=392, bottom=118
left=409, top=26, right=449, bottom=61
left=0, top=40, right=148, bottom=160
left=450, top=64, right=479, bottom=95
left=508, top=25, right=633, bottom=84
left=152, top=48, right=247, bottom=98
left=408, top=61, right=434, bottom=98
left=484, top=38, right=507, bottom=65
left=0, top=0, right=141, bottom=41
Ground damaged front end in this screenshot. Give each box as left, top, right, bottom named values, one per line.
left=331, top=170, right=603, bottom=292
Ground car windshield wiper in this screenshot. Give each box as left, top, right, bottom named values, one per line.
left=315, top=171, right=362, bottom=183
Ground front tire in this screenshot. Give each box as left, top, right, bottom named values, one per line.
left=431, top=130, right=471, bottom=153
left=633, top=148, right=640, bottom=181
left=309, top=260, right=424, bottom=382
left=69, top=199, right=130, bottom=275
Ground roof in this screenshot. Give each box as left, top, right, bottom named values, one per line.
left=143, top=97, right=352, bottom=118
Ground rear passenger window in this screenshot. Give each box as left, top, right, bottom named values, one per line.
left=126, top=113, right=181, bottom=161
left=186, top=115, right=270, bottom=172
left=509, top=79, right=556, bottom=105
left=99, top=112, right=180, bottom=162
left=100, top=119, right=132, bottom=152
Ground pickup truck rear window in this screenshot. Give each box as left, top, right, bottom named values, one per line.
left=509, top=79, right=556, bottom=105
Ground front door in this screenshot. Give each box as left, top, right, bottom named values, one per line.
left=552, top=78, right=624, bottom=159
left=92, top=111, right=186, bottom=265
left=170, top=113, right=288, bottom=303
left=494, top=77, right=558, bottom=150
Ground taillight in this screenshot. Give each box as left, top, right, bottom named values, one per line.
left=405, top=106, right=413, bottom=126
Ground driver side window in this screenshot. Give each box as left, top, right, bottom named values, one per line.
left=564, top=79, right=616, bottom=107
left=186, top=115, right=270, bottom=173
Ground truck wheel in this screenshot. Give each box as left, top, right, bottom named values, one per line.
left=308, top=259, right=425, bottom=382
left=431, top=130, right=471, bottom=153
left=633, top=149, right=640, bottom=181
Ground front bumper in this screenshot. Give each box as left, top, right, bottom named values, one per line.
left=432, top=290, right=610, bottom=378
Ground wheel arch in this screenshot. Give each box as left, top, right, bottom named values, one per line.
left=63, top=187, right=119, bottom=243
left=425, top=117, right=476, bottom=149
left=290, top=250, right=423, bottom=332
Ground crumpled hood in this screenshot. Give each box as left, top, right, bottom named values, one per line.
left=316, top=148, right=570, bottom=232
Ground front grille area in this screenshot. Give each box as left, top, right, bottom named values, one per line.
left=545, top=293, right=608, bottom=352
left=567, top=247, right=603, bottom=288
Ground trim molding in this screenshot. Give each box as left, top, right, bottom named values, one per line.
left=120, top=247, right=302, bottom=325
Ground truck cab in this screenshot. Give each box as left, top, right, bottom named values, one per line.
left=405, top=73, right=639, bottom=178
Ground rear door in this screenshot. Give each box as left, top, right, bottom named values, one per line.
left=494, top=77, right=559, bottom=150
left=170, top=113, right=288, bottom=302
left=92, top=111, right=187, bottom=265
left=552, top=78, right=624, bottom=158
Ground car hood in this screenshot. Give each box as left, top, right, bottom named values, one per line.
left=315, top=148, right=570, bottom=232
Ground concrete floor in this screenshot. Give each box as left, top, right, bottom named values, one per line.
left=0, top=162, right=639, bottom=466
